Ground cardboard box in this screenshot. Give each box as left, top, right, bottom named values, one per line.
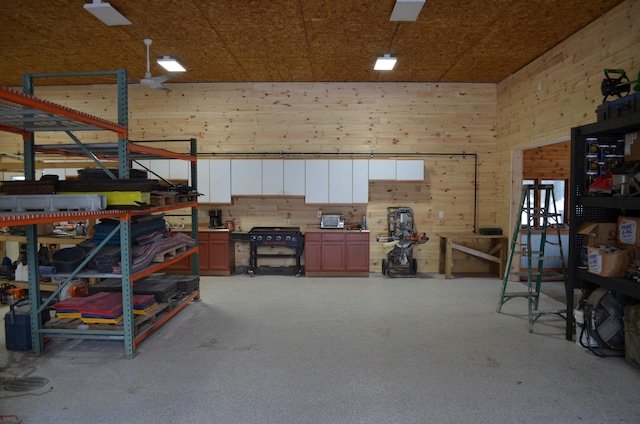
left=578, top=222, right=617, bottom=247
left=624, top=131, right=640, bottom=161
left=618, top=216, right=640, bottom=247
left=37, top=223, right=53, bottom=236
left=587, top=247, right=631, bottom=277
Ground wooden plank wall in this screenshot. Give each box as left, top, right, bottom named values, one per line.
left=495, top=0, right=639, bottom=235
left=522, top=140, right=570, bottom=180
left=0, top=83, right=498, bottom=274
left=1, top=0, right=636, bottom=275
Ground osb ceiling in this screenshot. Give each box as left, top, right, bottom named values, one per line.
left=0, top=0, right=625, bottom=87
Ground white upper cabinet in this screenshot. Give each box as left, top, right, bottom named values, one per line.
left=396, top=160, right=424, bottom=181
left=352, top=160, right=369, bottom=204
left=231, top=159, right=262, bottom=195
left=147, top=159, right=170, bottom=182
left=305, top=160, right=329, bottom=203
left=329, top=160, right=353, bottom=203
left=284, top=160, right=305, bottom=196
left=196, top=159, right=211, bottom=203
left=210, top=159, right=231, bottom=203
left=369, top=159, right=396, bottom=180
left=41, top=168, right=66, bottom=180
left=132, top=159, right=150, bottom=175
left=169, top=160, right=190, bottom=184
left=262, top=160, right=284, bottom=195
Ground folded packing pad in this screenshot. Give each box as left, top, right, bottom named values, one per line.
left=53, top=292, right=157, bottom=320
left=88, top=274, right=199, bottom=303
left=92, top=215, right=167, bottom=245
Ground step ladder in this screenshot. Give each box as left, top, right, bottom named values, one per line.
left=497, top=184, right=568, bottom=332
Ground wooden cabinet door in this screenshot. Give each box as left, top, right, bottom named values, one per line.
left=207, top=232, right=234, bottom=272
left=304, top=233, right=322, bottom=272
left=346, top=233, right=370, bottom=272
left=164, top=255, right=191, bottom=272
left=199, top=237, right=210, bottom=271
left=321, top=233, right=346, bottom=271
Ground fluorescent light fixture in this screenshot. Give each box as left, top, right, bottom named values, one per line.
left=83, top=0, right=131, bottom=26
left=390, top=0, right=426, bottom=21
left=374, top=54, right=397, bottom=71
left=157, top=56, right=186, bottom=72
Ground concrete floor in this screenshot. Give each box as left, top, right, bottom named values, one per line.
left=0, top=274, right=638, bottom=423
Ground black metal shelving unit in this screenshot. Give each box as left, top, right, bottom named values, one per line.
left=568, top=110, right=640, bottom=341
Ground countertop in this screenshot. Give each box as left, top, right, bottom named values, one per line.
left=170, top=227, right=231, bottom=233
left=170, top=226, right=370, bottom=234
left=304, top=225, right=370, bottom=233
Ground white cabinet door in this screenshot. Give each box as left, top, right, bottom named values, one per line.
left=305, top=160, right=329, bottom=203
left=41, top=168, right=66, bottom=180
left=396, top=160, right=424, bottom=181
left=148, top=159, right=170, bottom=182
left=65, top=168, right=79, bottom=179
left=132, top=159, right=150, bottom=176
left=284, top=160, right=305, bottom=196
left=352, top=160, right=369, bottom=204
left=329, top=160, right=352, bottom=203
left=169, top=160, right=190, bottom=184
left=369, top=160, right=396, bottom=180
left=262, top=160, right=284, bottom=195
left=210, top=160, right=231, bottom=203
left=197, top=159, right=211, bottom=203
left=231, top=160, right=262, bottom=195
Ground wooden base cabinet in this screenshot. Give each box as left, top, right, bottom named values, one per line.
left=165, top=231, right=235, bottom=275
left=206, top=232, right=235, bottom=274
left=345, top=233, right=370, bottom=272
left=305, top=231, right=369, bottom=277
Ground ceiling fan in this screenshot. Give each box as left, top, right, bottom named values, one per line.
left=135, top=38, right=176, bottom=92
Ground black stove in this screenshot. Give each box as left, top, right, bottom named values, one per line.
left=248, top=227, right=304, bottom=276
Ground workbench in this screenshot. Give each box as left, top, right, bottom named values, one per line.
left=437, top=233, right=508, bottom=279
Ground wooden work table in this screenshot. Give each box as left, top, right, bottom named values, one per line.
left=437, top=233, right=508, bottom=279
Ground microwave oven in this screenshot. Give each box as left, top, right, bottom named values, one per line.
left=321, top=214, right=345, bottom=229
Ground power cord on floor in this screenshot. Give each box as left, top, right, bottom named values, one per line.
left=0, top=385, right=53, bottom=399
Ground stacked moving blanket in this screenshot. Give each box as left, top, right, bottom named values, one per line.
left=92, top=215, right=167, bottom=245
left=88, top=274, right=200, bottom=303
left=71, top=215, right=196, bottom=274
left=113, top=231, right=196, bottom=274
left=53, top=292, right=157, bottom=324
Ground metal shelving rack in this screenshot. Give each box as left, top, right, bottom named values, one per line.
left=568, top=110, right=640, bottom=341
left=0, top=70, right=199, bottom=357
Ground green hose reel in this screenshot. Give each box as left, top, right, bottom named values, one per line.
left=601, top=68, right=640, bottom=103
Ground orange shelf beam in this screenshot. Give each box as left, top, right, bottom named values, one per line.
left=0, top=86, right=127, bottom=137
left=128, top=143, right=197, bottom=163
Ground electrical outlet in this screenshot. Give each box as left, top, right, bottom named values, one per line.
left=317, top=210, right=322, bottom=218
left=439, top=211, right=444, bottom=219
left=198, top=210, right=206, bottom=218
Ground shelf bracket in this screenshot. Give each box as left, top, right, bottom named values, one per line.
left=65, top=131, right=117, bottom=179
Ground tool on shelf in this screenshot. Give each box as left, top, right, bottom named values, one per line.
left=600, top=68, right=640, bottom=103
left=497, top=184, right=568, bottom=331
